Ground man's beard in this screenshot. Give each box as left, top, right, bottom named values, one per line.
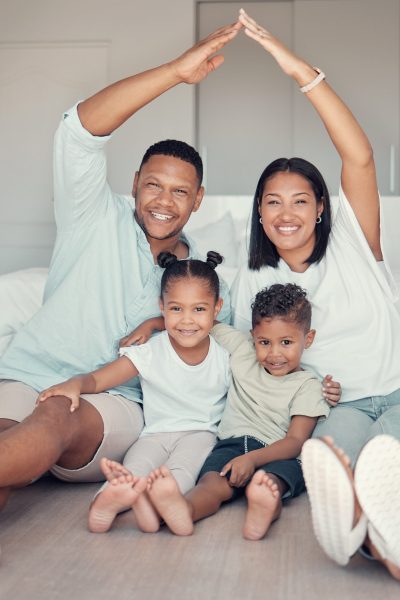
left=134, top=210, right=182, bottom=241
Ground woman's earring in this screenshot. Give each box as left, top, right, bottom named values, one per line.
left=259, top=217, right=263, bottom=224
left=316, top=216, right=322, bottom=224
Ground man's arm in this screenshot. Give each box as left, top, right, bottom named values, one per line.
left=78, top=21, right=242, bottom=136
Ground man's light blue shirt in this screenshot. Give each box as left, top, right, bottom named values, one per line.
left=0, top=105, right=231, bottom=401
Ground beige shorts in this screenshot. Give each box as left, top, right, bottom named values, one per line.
left=0, top=379, right=144, bottom=483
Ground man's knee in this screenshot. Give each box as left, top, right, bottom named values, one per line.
left=0, top=418, right=18, bottom=434
left=34, top=395, right=76, bottom=426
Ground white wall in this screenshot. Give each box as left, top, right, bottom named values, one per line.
left=0, top=0, right=198, bottom=274
left=0, top=0, right=197, bottom=193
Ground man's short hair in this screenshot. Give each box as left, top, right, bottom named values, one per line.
left=139, top=139, right=203, bottom=186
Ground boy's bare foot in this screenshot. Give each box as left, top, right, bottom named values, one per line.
left=148, top=466, right=193, bottom=536
left=88, top=474, right=147, bottom=533
left=100, top=457, right=131, bottom=482
left=243, top=470, right=282, bottom=540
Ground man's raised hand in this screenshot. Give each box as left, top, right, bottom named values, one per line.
left=170, top=20, right=242, bottom=85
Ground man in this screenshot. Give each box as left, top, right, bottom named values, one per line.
left=0, top=20, right=242, bottom=510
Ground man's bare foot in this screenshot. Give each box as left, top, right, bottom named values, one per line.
left=243, top=470, right=282, bottom=540
left=100, top=457, right=131, bottom=482
left=88, top=474, right=147, bottom=533
left=148, top=466, right=193, bottom=536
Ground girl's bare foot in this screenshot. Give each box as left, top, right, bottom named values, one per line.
left=131, top=491, right=160, bottom=533
left=100, top=457, right=131, bottom=482
left=147, top=466, right=193, bottom=536
left=88, top=474, right=147, bottom=533
left=243, top=470, right=282, bottom=540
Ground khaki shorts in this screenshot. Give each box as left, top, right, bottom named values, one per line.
left=0, top=379, right=144, bottom=483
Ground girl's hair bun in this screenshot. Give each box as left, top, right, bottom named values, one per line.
left=206, top=251, right=223, bottom=270
left=157, top=251, right=178, bottom=269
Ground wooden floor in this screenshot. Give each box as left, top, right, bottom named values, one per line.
left=0, top=477, right=398, bottom=600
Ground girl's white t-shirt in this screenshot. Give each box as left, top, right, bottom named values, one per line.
left=231, top=187, right=400, bottom=403
left=120, top=331, right=230, bottom=434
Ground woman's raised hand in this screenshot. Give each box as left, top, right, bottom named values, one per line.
left=238, top=8, right=311, bottom=82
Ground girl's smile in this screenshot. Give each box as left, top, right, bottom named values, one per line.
left=160, top=277, right=223, bottom=365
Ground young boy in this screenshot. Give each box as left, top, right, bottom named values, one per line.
left=97, top=283, right=336, bottom=539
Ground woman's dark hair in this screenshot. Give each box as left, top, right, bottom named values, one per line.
left=158, top=251, right=223, bottom=301
left=248, top=157, right=332, bottom=270
left=251, top=283, right=312, bottom=331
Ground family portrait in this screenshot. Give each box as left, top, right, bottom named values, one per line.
left=0, top=1, right=399, bottom=599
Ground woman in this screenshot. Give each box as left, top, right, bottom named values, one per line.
left=232, top=9, right=400, bottom=579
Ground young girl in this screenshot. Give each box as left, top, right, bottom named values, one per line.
left=38, top=251, right=230, bottom=533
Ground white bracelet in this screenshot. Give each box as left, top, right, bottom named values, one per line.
left=300, top=68, right=326, bottom=93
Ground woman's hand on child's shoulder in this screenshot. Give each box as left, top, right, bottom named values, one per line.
left=322, top=374, right=341, bottom=407
left=36, top=379, right=82, bottom=413
left=119, top=316, right=165, bottom=348
left=220, top=454, right=256, bottom=487
left=119, top=324, right=152, bottom=348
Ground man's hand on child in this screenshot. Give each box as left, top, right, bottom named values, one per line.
left=36, top=381, right=82, bottom=413
left=220, top=455, right=256, bottom=487
left=322, top=374, right=341, bottom=406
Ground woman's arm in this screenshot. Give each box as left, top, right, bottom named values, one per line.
left=119, top=317, right=165, bottom=348
left=220, top=415, right=317, bottom=487
left=238, top=9, right=381, bottom=259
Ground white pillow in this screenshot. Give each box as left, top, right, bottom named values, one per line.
left=0, top=268, right=48, bottom=355
left=188, top=212, right=238, bottom=267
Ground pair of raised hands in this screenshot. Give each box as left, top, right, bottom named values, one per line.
left=171, top=9, right=307, bottom=88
